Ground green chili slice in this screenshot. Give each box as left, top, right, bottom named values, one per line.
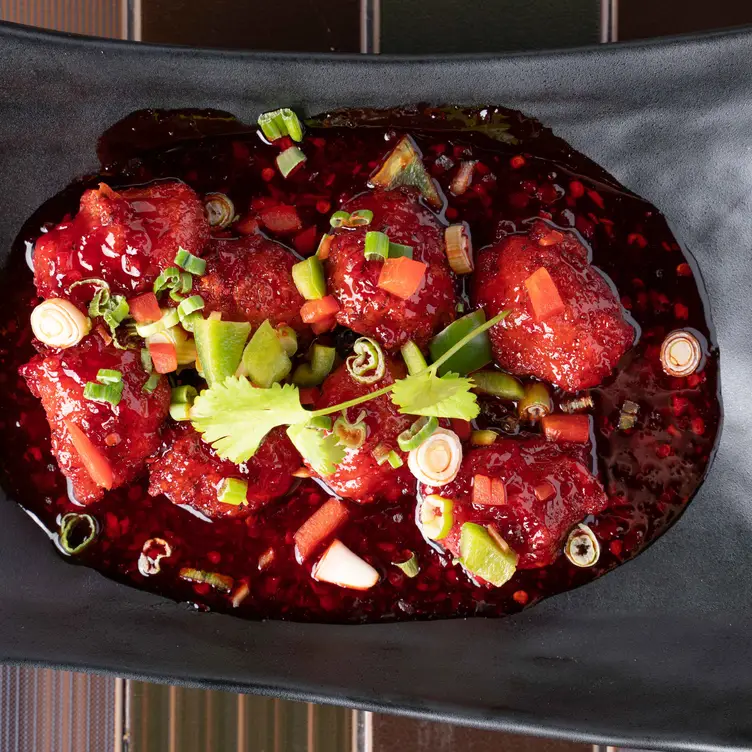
left=346, top=337, right=385, bottom=385
left=59, top=513, right=98, bottom=555
left=517, top=382, right=553, bottom=422
left=400, top=340, right=427, bottom=375
left=397, top=415, right=439, bottom=452
left=292, top=343, right=336, bottom=387
left=429, top=309, right=493, bottom=377
left=364, top=231, right=389, bottom=261
left=291, top=256, right=326, bottom=300
left=333, top=410, right=367, bottom=449
left=470, top=370, right=525, bottom=401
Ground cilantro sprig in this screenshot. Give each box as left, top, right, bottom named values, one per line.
left=190, top=309, right=508, bottom=473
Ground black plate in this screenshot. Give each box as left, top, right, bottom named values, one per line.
left=0, top=21, right=749, bottom=750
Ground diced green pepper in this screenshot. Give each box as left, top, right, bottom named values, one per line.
left=470, top=370, right=524, bottom=401
left=276, top=325, right=298, bottom=356
left=242, top=320, right=292, bottom=388
left=292, top=343, right=336, bottom=387
left=192, top=318, right=251, bottom=387
left=429, top=309, right=493, bottom=376
left=459, top=522, right=518, bottom=587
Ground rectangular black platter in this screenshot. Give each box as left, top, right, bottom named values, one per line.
left=0, top=21, right=749, bottom=751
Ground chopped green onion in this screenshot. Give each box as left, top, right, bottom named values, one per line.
left=330, top=211, right=350, bottom=228
left=153, top=266, right=182, bottom=296
left=142, top=373, right=160, bottom=394
left=470, top=370, right=525, bottom=401
left=333, top=410, right=367, bottom=449
left=177, top=295, right=205, bottom=327
left=141, top=348, right=153, bottom=373
left=347, top=209, right=373, bottom=227
left=171, top=385, right=198, bottom=404
left=387, top=450, right=404, bottom=469
left=346, top=337, right=385, bottom=384
left=292, top=343, right=336, bottom=387
left=258, top=109, right=286, bottom=141
left=388, top=242, right=413, bottom=259
left=400, top=340, right=427, bottom=375
left=258, top=108, right=304, bottom=142
left=277, top=146, right=307, bottom=178
left=96, top=369, right=122, bottom=385
left=218, top=477, right=249, bottom=506
left=242, top=319, right=292, bottom=388
left=398, top=415, right=439, bottom=452
left=72, top=279, right=130, bottom=341
left=169, top=402, right=193, bottom=421
left=174, top=247, right=206, bottom=276
left=84, top=381, right=123, bottom=406
left=392, top=552, right=419, bottom=577
left=281, top=109, right=304, bottom=142
left=291, top=256, right=326, bottom=300
left=103, top=296, right=129, bottom=333
left=372, top=443, right=392, bottom=466
left=59, top=512, right=98, bottom=555
left=135, top=308, right=180, bottom=338
left=364, top=231, right=389, bottom=262
left=276, top=325, right=298, bottom=357
left=179, top=567, right=233, bottom=593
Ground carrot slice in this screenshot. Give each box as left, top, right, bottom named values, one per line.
left=472, top=474, right=492, bottom=506
left=260, top=204, right=302, bottom=234
left=148, top=341, right=178, bottom=374
left=450, top=418, right=472, bottom=441
left=64, top=420, right=113, bottom=490
left=541, top=414, right=590, bottom=443
left=311, top=315, right=337, bottom=334
left=128, top=292, right=162, bottom=324
left=524, top=267, right=565, bottom=321
left=377, top=257, right=427, bottom=300
left=294, top=498, right=350, bottom=563
left=301, top=295, right=339, bottom=324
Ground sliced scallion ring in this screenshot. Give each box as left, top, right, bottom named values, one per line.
left=142, top=373, right=160, bottom=394
left=330, top=211, right=351, bottom=228
left=292, top=256, right=326, bottom=300
left=218, top=477, right=249, bottom=506
left=153, top=266, right=182, bottom=296
left=140, top=347, right=153, bottom=373
left=135, top=308, right=180, bottom=338
left=364, top=231, right=389, bottom=262
left=169, top=402, right=193, bottom=421
left=388, top=242, right=413, bottom=259
left=59, top=512, right=98, bottom=555
left=96, top=368, right=122, bottom=385
left=333, top=410, right=367, bottom=449
left=177, top=295, right=205, bottom=327
left=387, top=450, right=404, bottom=469
left=277, top=146, right=307, bottom=178
left=84, top=381, right=123, bottom=406
left=257, top=108, right=304, bottom=142
left=281, top=109, right=304, bottom=142
left=392, top=552, right=419, bottom=577
left=179, top=567, right=233, bottom=593
left=372, top=443, right=391, bottom=466
left=174, top=247, right=206, bottom=276
left=171, top=385, right=197, bottom=404
left=398, top=415, right=439, bottom=452
left=346, top=337, right=385, bottom=385
left=347, top=209, right=373, bottom=227
left=400, top=340, right=427, bottom=375
left=204, top=192, right=235, bottom=228
left=419, top=495, right=454, bottom=541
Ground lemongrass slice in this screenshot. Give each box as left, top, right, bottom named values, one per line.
left=312, top=539, right=380, bottom=591
left=444, top=223, right=474, bottom=274
left=31, top=298, right=91, bottom=348
left=407, top=427, right=462, bottom=486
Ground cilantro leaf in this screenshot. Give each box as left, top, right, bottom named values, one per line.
left=390, top=371, right=479, bottom=420
left=191, top=377, right=307, bottom=463
left=287, top=420, right=346, bottom=476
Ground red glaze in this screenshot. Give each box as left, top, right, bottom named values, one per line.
left=33, top=181, right=210, bottom=301
left=313, top=358, right=414, bottom=502
left=325, top=189, right=456, bottom=350
left=148, top=424, right=301, bottom=520
left=198, top=234, right=309, bottom=336
left=472, top=221, right=634, bottom=392
left=19, top=335, right=170, bottom=505
left=420, top=439, right=609, bottom=569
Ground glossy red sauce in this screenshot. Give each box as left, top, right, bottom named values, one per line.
left=0, top=107, right=721, bottom=622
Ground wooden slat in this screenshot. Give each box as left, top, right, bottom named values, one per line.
left=0, top=0, right=124, bottom=39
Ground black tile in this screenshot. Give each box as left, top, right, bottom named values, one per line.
left=380, top=0, right=601, bottom=54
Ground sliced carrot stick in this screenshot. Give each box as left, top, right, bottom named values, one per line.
left=64, top=420, right=113, bottom=490
left=294, top=498, right=350, bottom=563
left=301, top=295, right=339, bottom=324
left=128, top=292, right=162, bottom=324
left=541, top=414, right=590, bottom=443
left=148, top=341, right=178, bottom=374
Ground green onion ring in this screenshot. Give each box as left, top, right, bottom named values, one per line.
left=142, top=373, right=160, bottom=394
left=59, top=513, right=98, bottom=555
left=174, top=247, right=206, bottom=276
left=329, top=211, right=350, bottom=228
left=398, top=415, right=439, bottom=452
left=363, top=231, right=389, bottom=261
left=346, top=337, right=385, bottom=384
left=96, top=368, right=122, bottom=385
left=333, top=410, right=367, bottom=449
left=347, top=209, right=373, bottom=227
